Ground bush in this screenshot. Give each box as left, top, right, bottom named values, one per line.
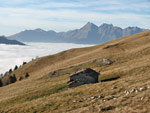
left=19, top=76, right=23, bottom=81
left=23, top=62, right=27, bottom=65
left=1, top=74, right=17, bottom=86
left=10, top=74, right=17, bottom=83
left=9, top=69, right=12, bottom=73
left=14, top=65, right=18, bottom=70
left=25, top=73, right=29, bottom=78
left=0, top=79, right=3, bottom=87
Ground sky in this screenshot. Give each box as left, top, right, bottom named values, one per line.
left=0, top=42, right=93, bottom=74
left=0, top=0, right=150, bottom=36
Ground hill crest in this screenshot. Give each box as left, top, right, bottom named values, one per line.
left=0, top=31, right=150, bottom=112
left=0, top=36, right=25, bottom=45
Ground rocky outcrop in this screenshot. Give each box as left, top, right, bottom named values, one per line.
left=68, top=68, right=99, bottom=88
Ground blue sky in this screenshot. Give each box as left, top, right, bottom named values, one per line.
left=0, top=0, right=150, bottom=35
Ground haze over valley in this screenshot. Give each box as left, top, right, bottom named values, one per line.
left=0, top=42, right=93, bottom=74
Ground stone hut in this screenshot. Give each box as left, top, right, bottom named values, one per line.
left=68, top=68, right=100, bottom=88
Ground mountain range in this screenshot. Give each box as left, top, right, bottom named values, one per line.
left=8, top=22, right=147, bottom=44
left=0, top=36, right=25, bottom=45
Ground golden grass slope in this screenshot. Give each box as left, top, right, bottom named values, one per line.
left=0, top=31, right=150, bottom=113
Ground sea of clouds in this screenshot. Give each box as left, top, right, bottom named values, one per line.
left=0, top=42, right=93, bottom=74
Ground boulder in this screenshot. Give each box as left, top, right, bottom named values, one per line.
left=68, top=68, right=99, bottom=88
left=102, top=58, right=112, bottom=65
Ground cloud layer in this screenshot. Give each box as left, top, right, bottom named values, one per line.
left=0, top=42, right=93, bottom=74
left=0, top=0, right=149, bottom=35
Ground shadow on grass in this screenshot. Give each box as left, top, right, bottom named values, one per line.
left=99, top=73, right=120, bottom=82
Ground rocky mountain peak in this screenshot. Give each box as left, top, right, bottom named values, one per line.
left=81, top=22, right=98, bottom=31
left=34, top=28, right=46, bottom=32
left=99, top=23, right=114, bottom=28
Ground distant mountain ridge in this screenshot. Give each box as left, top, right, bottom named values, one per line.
left=0, top=36, right=25, bottom=45
left=8, top=22, right=147, bottom=44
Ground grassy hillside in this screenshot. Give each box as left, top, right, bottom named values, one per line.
left=0, top=31, right=150, bottom=113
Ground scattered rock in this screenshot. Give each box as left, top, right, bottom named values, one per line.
left=73, top=100, right=83, bottom=103
left=73, top=100, right=77, bottom=103
left=139, top=87, right=147, bottom=92
left=98, top=96, right=104, bottom=99
left=101, top=106, right=115, bottom=112
left=130, top=88, right=137, bottom=93
left=139, top=88, right=144, bottom=92
left=124, top=90, right=130, bottom=96
left=106, top=95, right=116, bottom=100
left=67, top=68, right=99, bottom=88
left=113, top=97, right=117, bottom=100
left=87, top=97, right=92, bottom=101
left=90, top=96, right=95, bottom=100
left=141, top=96, right=145, bottom=100
left=124, top=86, right=149, bottom=96
left=87, top=96, right=97, bottom=101
left=135, top=89, right=138, bottom=93
left=147, top=85, right=150, bottom=89
left=102, top=99, right=106, bottom=102
left=102, top=58, right=112, bottom=65
left=111, top=86, right=117, bottom=89
left=81, top=95, right=104, bottom=102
